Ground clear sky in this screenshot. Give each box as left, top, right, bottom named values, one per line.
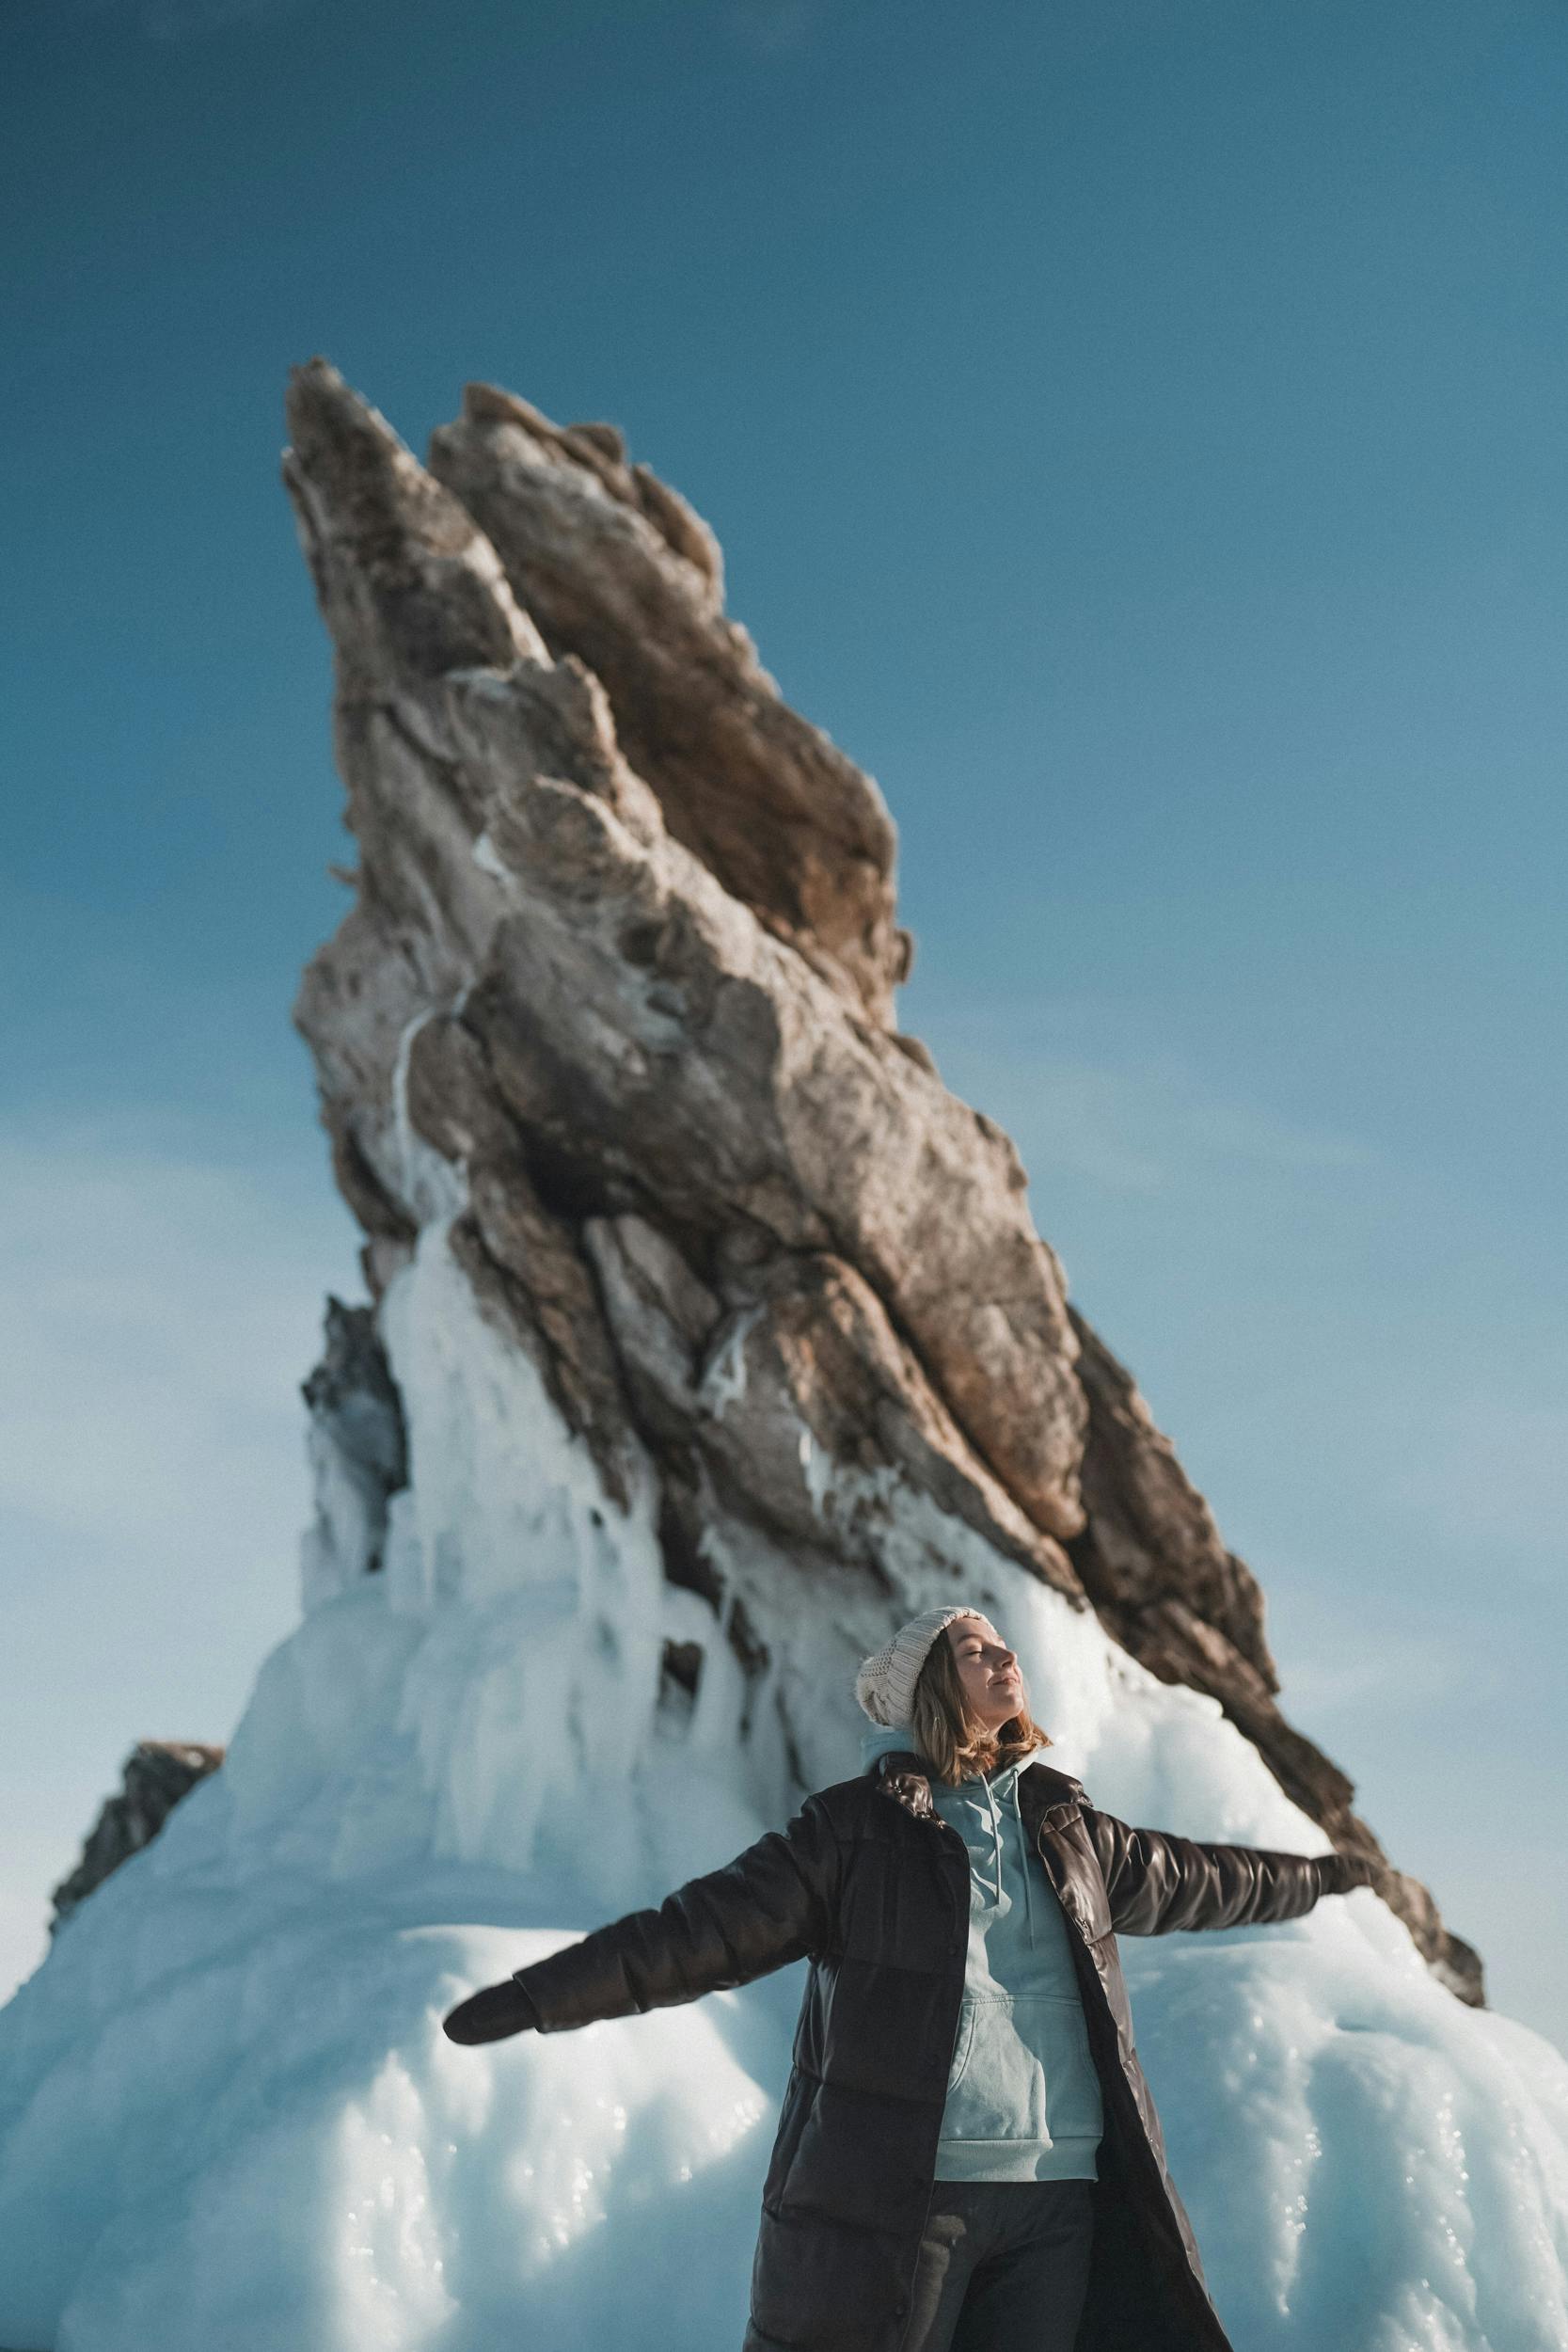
left=3, top=0, right=1564, bottom=2047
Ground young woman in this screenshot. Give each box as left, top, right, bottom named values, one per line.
left=445, top=1603, right=1378, bottom=2351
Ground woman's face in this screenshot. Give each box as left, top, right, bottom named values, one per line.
left=944, top=1614, right=1024, bottom=1733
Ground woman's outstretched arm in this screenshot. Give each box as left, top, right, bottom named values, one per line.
left=444, top=1792, right=844, bottom=2044
left=1082, top=1804, right=1381, bottom=1937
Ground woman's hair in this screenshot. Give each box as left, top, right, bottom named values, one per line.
left=910, top=1628, right=1054, bottom=1786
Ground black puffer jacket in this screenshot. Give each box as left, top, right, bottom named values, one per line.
left=510, top=1749, right=1364, bottom=2352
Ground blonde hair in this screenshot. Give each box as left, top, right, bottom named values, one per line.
left=910, top=1623, right=1053, bottom=1787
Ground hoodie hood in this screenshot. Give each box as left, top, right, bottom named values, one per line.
left=858, top=1716, right=1048, bottom=1944
left=858, top=1718, right=927, bottom=1776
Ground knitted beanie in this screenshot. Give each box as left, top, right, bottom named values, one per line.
left=854, top=1604, right=983, bottom=1726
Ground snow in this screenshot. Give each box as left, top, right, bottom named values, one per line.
left=388, top=1008, right=470, bottom=1231
left=1, top=1217, right=1565, bottom=2348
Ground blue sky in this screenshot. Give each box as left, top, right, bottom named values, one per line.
left=3, top=0, right=1564, bottom=2045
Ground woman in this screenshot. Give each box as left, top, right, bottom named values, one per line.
left=445, top=1603, right=1378, bottom=2351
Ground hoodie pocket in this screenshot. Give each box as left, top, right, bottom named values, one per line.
left=942, top=1993, right=1102, bottom=2145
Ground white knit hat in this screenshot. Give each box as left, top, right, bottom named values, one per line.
left=854, top=1605, right=984, bottom=1726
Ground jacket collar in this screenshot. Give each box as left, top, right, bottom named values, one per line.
left=862, top=1731, right=1086, bottom=1834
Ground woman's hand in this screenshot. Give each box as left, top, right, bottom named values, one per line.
left=442, top=1977, right=543, bottom=2045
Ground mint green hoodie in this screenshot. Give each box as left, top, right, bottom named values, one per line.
left=859, top=1720, right=1103, bottom=2183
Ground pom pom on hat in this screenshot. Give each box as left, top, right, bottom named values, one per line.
left=854, top=1605, right=982, bottom=1725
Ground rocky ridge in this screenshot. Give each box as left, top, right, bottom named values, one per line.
left=268, top=355, right=1481, bottom=2007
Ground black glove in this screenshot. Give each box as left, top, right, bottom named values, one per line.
left=443, top=1976, right=543, bottom=2045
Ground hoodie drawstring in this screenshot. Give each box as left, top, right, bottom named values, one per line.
left=982, top=1771, right=1038, bottom=1948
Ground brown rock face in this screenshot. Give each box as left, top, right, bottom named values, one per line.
left=279, top=354, right=1483, bottom=2010
left=51, top=1742, right=225, bottom=1931
left=428, top=382, right=911, bottom=1025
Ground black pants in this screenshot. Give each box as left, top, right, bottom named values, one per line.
left=903, top=2177, right=1095, bottom=2352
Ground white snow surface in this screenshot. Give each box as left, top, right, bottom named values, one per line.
left=1, top=1216, right=1565, bottom=2350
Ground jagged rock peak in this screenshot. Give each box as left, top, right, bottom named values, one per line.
left=283, top=357, right=546, bottom=697
left=460, top=381, right=723, bottom=593
left=283, top=357, right=909, bottom=1025
left=284, top=360, right=1091, bottom=1548
left=429, top=375, right=911, bottom=1023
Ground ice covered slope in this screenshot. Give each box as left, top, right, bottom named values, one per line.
left=0, top=358, right=1561, bottom=2349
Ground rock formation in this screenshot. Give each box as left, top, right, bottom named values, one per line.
left=50, top=1741, right=225, bottom=1931
left=280, top=356, right=1481, bottom=2010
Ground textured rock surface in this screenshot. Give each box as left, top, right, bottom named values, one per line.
left=50, top=1741, right=225, bottom=1931
left=299, top=1294, right=409, bottom=1599
left=280, top=354, right=1482, bottom=2010
left=429, top=382, right=911, bottom=1024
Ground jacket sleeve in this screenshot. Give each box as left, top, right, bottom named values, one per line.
left=1083, top=1804, right=1338, bottom=1935
left=511, top=1792, right=843, bottom=2033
